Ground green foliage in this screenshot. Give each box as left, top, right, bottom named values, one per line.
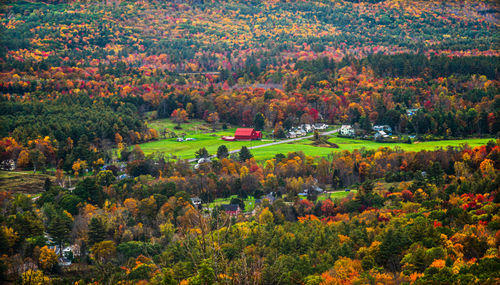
left=88, top=217, right=106, bottom=246
left=216, top=145, right=229, bottom=159
left=239, top=146, right=253, bottom=162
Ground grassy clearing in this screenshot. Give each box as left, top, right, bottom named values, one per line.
left=299, top=190, right=358, bottom=202
left=146, top=118, right=212, bottom=135
left=0, top=170, right=55, bottom=194
left=248, top=136, right=494, bottom=160
left=141, top=119, right=271, bottom=159
left=207, top=195, right=256, bottom=212
left=140, top=133, right=270, bottom=159
left=140, top=119, right=495, bottom=160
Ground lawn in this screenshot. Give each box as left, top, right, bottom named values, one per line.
left=146, top=118, right=213, bottom=135
left=140, top=133, right=270, bottom=159
left=299, top=190, right=358, bottom=201
left=247, top=136, right=494, bottom=160
left=207, top=195, right=256, bottom=212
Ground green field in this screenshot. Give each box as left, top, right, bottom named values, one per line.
left=147, top=118, right=212, bottom=135
left=139, top=119, right=495, bottom=160
left=140, top=133, right=270, bottom=159
left=247, top=136, right=495, bottom=160
left=207, top=195, right=257, bottom=212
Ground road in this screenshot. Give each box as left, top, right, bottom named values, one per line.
left=189, top=128, right=340, bottom=162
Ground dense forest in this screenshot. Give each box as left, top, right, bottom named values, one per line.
left=0, top=0, right=499, bottom=284
left=1, top=141, right=499, bottom=283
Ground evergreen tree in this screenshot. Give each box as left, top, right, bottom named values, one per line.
left=217, top=145, right=229, bottom=159
left=195, top=147, right=210, bottom=159
left=88, top=217, right=106, bottom=246
left=253, top=113, right=265, bottom=131
left=47, top=211, right=73, bottom=254
left=239, top=146, right=253, bottom=162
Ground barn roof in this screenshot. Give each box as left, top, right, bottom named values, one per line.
left=235, top=128, right=255, bottom=136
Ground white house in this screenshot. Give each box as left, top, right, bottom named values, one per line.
left=340, top=125, right=355, bottom=136
left=373, top=125, right=392, bottom=134
left=374, top=130, right=390, bottom=140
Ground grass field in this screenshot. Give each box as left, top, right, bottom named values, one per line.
left=207, top=195, right=257, bottom=212
left=247, top=136, right=494, bottom=160
left=140, top=119, right=495, bottom=160
left=140, top=133, right=270, bottom=159
left=299, top=190, right=358, bottom=201
left=0, top=170, right=55, bottom=194
left=147, top=118, right=212, bottom=135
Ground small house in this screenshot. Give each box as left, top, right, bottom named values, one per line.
left=222, top=204, right=241, bottom=215
left=373, top=125, right=392, bottom=134
left=340, top=125, right=355, bottom=136
left=314, top=123, right=328, bottom=130
left=191, top=197, right=202, bottom=206
left=406, top=108, right=420, bottom=116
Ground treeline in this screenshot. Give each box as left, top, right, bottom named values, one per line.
left=0, top=95, right=149, bottom=145
left=366, top=54, right=500, bottom=79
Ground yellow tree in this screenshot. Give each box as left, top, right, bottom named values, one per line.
left=90, top=240, right=116, bottom=264
left=17, top=149, right=30, bottom=169
left=259, top=207, right=274, bottom=225
left=21, top=269, right=50, bottom=285
left=72, top=159, right=87, bottom=177
left=39, top=246, right=58, bottom=271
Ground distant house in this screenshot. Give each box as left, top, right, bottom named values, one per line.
left=222, top=204, right=241, bottom=215
left=406, top=108, right=420, bottom=116
left=191, top=197, right=202, bottom=206
left=222, top=128, right=262, bottom=141
left=304, top=185, right=324, bottom=193
left=373, top=125, right=392, bottom=134
left=314, top=123, right=328, bottom=130
left=340, top=125, right=355, bottom=136
left=0, top=159, right=16, bottom=170
left=374, top=130, right=390, bottom=140
left=256, top=193, right=277, bottom=205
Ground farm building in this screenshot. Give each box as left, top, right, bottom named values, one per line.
left=222, top=128, right=262, bottom=141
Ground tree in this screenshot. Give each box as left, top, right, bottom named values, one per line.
left=88, top=217, right=106, bottom=246
left=376, top=228, right=411, bottom=272
left=96, top=170, right=114, bottom=186
left=207, top=112, right=219, bottom=131
left=230, top=197, right=245, bottom=211
left=171, top=108, right=188, bottom=128
left=43, top=178, right=51, bottom=192
left=47, top=211, right=73, bottom=254
left=21, top=270, right=50, bottom=285
left=90, top=240, right=116, bottom=264
left=189, top=259, right=215, bottom=285
left=72, top=159, right=88, bottom=177
left=217, top=145, right=229, bottom=159
left=39, top=246, right=57, bottom=271
left=29, top=149, right=46, bottom=173
left=259, top=207, right=274, bottom=225
left=74, top=177, right=105, bottom=206
left=239, top=146, right=253, bottom=162
left=195, top=147, right=210, bottom=159
left=253, top=112, right=265, bottom=131
left=17, top=149, right=30, bottom=169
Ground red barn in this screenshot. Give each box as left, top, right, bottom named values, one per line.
left=222, top=128, right=262, bottom=141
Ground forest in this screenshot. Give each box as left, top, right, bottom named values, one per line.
left=0, top=0, right=499, bottom=284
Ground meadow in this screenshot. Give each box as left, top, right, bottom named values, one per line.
left=139, top=119, right=495, bottom=160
